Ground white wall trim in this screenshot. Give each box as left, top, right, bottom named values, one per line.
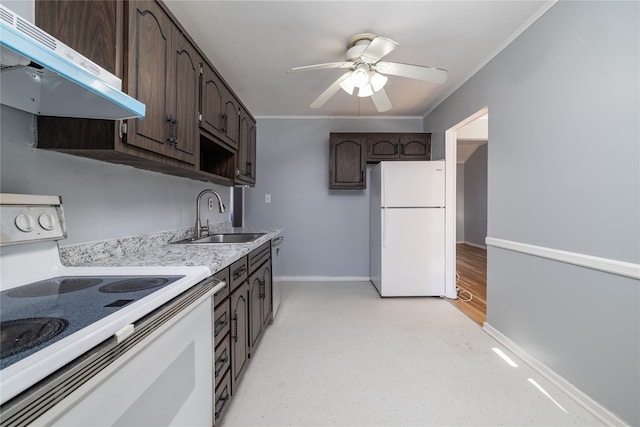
left=485, top=237, right=640, bottom=280
left=445, top=107, right=489, bottom=300
left=276, top=276, right=370, bottom=282
left=483, top=323, right=629, bottom=427
left=254, top=115, right=423, bottom=120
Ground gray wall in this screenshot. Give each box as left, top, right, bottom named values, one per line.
left=424, top=1, right=639, bottom=424
left=0, top=105, right=230, bottom=246
left=463, top=143, right=487, bottom=247
left=244, top=117, right=423, bottom=278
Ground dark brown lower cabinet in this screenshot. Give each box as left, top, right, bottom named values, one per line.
left=229, top=281, right=249, bottom=393
left=248, top=270, right=264, bottom=349
left=214, top=369, right=231, bottom=423
left=248, top=260, right=272, bottom=351
left=215, top=242, right=272, bottom=425
left=260, top=264, right=272, bottom=328
left=213, top=267, right=231, bottom=425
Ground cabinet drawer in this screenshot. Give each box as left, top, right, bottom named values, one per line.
left=213, top=267, right=230, bottom=303
left=214, top=368, right=231, bottom=423
left=248, top=241, right=271, bottom=273
left=230, top=257, right=248, bottom=292
left=214, top=334, right=230, bottom=386
left=213, top=298, right=230, bottom=341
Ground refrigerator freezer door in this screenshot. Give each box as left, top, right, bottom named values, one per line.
left=380, top=208, right=445, bottom=296
left=381, top=161, right=445, bottom=208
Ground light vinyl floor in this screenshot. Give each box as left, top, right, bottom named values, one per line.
left=220, top=281, right=602, bottom=427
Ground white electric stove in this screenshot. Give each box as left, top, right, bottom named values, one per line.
left=0, top=194, right=213, bottom=421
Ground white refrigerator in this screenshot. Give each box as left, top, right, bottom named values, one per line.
left=370, top=161, right=446, bottom=297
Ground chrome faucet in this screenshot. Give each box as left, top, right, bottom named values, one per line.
left=194, top=189, right=226, bottom=239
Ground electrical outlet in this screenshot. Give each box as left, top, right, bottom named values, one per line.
left=264, top=194, right=271, bottom=204
left=208, top=197, right=214, bottom=210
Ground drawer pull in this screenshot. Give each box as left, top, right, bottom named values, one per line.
left=214, top=355, right=228, bottom=377
left=214, top=316, right=228, bottom=337
left=233, top=265, right=246, bottom=280
left=214, top=281, right=228, bottom=297
left=215, top=389, right=230, bottom=420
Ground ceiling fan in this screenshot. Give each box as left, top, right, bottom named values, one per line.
left=288, top=33, right=448, bottom=113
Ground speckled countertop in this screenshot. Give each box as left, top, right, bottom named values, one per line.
left=59, top=222, right=283, bottom=274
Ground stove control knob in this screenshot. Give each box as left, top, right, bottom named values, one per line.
left=15, top=213, right=35, bottom=232
left=38, top=213, right=56, bottom=231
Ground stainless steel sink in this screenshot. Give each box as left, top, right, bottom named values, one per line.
left=172, top=233, right=266, bottom=244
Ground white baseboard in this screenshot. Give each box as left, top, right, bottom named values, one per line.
left=483, top=323, right=628, bottom=427
left=275, top=276, right=370, bottom=282
left=485, top=237, right=640, bottom=279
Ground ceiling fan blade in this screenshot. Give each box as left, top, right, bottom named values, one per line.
left=360, top=37, right=398, bottom=63
left=376, top=61, right=448, bottom=84
left=310, top=72, right=351, bottom=108
left=288, top=62, right=352, bottom=73
left=371, top=88, right=392, bottom=112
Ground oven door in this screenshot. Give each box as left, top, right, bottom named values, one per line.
left=25, top=282, right=215, bottom=426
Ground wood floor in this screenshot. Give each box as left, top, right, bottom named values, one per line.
left=450, top=243, right=487, bottom=325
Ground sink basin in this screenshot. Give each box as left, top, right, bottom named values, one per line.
left=172, top=233, right=266, bottom=244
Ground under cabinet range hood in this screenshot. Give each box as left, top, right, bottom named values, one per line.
left=0, top=4, right=145, bottom=120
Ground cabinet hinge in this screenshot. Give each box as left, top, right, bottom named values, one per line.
left=119, top=120, right=127, bottom=138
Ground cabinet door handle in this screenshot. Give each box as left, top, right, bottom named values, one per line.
left=259, top=279, right=265, bottom=298
left=400, top=144, right=405, bottom=155
left=221, top=113, right=228, bottom=134
left=246, top=161, right=252, bottom=174
left=360, top=170, right=364, bottom=183
left=394, top=144, right=398, bottom=155
left=167, top=115, right=175, bottom=145
left=173, top=118, right=179, bottom=146
left=231, top=313, right=238, bottom=343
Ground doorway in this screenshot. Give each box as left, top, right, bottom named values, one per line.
left=444, top=108, right=488, bottom=325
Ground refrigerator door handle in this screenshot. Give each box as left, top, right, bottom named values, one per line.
left=382, top=207, right=387, bottom=248
left=382, top=167, right=387, bottom=248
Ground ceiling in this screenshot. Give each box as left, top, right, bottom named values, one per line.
left=164, top=1, right=553, bottom=118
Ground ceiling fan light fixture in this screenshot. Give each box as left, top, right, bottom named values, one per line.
left=351, top=66, right=369, bottom=88
left=369, top=71, right=388, bottom=92
left=357, top=83, right=374, bottom=98
left=339, top=75, right=355, bottom=95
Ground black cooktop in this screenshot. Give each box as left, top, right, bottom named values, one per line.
left=0, top=275, right=183, bottom=369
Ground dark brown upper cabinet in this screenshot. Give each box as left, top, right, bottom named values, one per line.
left=330, top=132, right=431, bottom=189
left=221, top=87, right=240, bottom=151
left=126, top=0, right=198, bottom=165
left=367, top=133, right=431, bottom=161
left=200, top=63, right=226, bottom=144
left=399, top=134, right=431, bottom=159
left=236, top=108, right=257, bottom=186
left=200, top=64, right=242, bottom=153
left=329, top=134, right=367, bottom=189
left=34, top=0, right=257, bottom=187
